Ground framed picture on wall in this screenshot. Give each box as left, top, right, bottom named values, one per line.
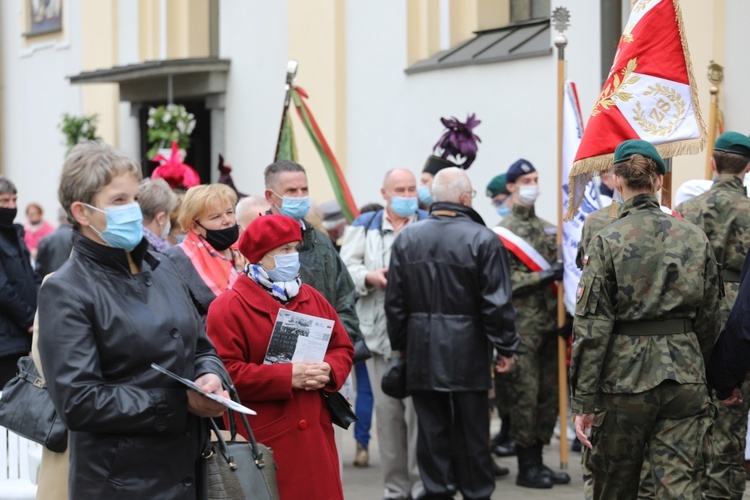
left=27, top=0, right=63, bottom=36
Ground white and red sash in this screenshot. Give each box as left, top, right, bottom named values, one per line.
left=660, top=205, right=683, bottom=219
left=493, top=226, right=558, bottom=294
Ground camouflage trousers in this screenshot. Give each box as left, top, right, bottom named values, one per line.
left=585, top=381, right=712, bottom=500
left=493, top=369, right=513, bottom=417
left=703, top=384, right=750, bottom=500
left=582, top=442, right=663, bottom=499
left=509, top=329, right=558, bottom=447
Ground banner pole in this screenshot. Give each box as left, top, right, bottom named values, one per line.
left=705, top=61, right=723, bottom=179
left=553, top=7, right=570, bottom=471
left=274, top=60, right=299, bottom=162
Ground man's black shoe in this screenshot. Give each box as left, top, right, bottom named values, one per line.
left=491, top=440, right=517, bottom=457
left=491, top=460, right=510, bottom=477
left=540, top=464, right=571, bottom=485
left=515, top=445, right=553, bottom=489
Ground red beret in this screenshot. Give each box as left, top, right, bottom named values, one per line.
left=239, top=214, right=302, bottom=263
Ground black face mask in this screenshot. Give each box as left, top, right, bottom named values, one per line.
left=198, top=223, right=239, bottom=251
left=0, top=207, right=17, bottom=227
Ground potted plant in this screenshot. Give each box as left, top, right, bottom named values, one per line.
left=59, top=114, right=99, bottom=153
left=146, top=104, right=196, bottom=160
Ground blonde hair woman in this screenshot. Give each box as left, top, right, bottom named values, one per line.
left=165, top=183, right=245, bottom=317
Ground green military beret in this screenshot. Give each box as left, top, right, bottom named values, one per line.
left=613, top=139, right=667, bottom=175
left=714, top=131, right=750, bottom=159
left=486, top=173, right=508, bottom=198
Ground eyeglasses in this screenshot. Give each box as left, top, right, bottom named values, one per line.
left=468, top=189, right=477, bottom=199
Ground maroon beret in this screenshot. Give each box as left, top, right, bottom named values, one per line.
left=239, top=214, right=301, bottom=263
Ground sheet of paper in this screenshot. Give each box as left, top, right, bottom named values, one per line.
left=264, top=309, right=334, bottom=365
left=150, top=363, right=256, bottom=415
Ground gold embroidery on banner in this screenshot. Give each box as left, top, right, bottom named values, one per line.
left=631, top=0, right=653, bottom=14
left=624, top=0, right=656, bottom=41
left=592, top=58, right=641, bottom=116
left=632, top=84, right=687, bottom=137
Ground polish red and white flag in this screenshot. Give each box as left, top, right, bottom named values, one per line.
left=565, top=0, right=706, bottom=219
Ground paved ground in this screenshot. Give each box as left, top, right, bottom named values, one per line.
left=340, top=416, right=585, bottom=499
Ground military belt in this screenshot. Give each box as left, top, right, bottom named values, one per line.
left=722, top=269, right=741, bottom=283
left=612, top=318, right=693, bottom=336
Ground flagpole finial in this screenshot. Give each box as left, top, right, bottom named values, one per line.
left=552, top=6, right=570, bottom=58
left=286, top=60, right=299, bottom=86
left=707, top=60, right=723, bottom=93
left=552, top=7, right=570, bottom=53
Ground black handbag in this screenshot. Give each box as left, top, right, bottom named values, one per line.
left=381, top=355, right=410, bottom=399
left=200, top=389, right=279, bottom=500
left=352, top=338, right=372, bottom=365
left=323, top=391, right=358, bottom=430
left=0, top=356, right=67, bottom=452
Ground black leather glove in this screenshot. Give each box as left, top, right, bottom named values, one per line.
left=557, top=314, right=574, bottom=339
left=538, top=261, right=564, bottom=286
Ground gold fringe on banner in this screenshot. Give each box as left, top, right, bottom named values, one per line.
left=674, top=0, right=707, bottom=150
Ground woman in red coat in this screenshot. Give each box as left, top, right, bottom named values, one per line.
left=207, top=214, right=353, bottom=500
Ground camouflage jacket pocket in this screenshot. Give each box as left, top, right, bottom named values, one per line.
left=575, top=276, right=602, bottom=317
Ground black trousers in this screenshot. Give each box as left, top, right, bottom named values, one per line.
left=0, top=353, right=22, bottom=387
left=411, top=390, right=494, bottom=500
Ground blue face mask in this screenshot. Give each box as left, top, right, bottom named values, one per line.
left=390, top=196, right=418, bottom=218
left=85, top=202, right=144, bottom=252
left=417, top=186, right=433, bottom=206
left=274, top=192, right=310, bottom=220
left=496, top=205, right=511, bottom=218
left=266, top=252, right=300, bottom=282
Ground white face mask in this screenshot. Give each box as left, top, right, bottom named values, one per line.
left=517, top=185, right=540, bottom=206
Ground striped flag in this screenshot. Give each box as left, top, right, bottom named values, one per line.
left=565, top=0, right=706, bottom=219
left=284, top=86, right=360, bottom=223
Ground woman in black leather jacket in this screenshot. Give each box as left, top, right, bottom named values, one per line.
left=37, top=142, right=229, bottom=499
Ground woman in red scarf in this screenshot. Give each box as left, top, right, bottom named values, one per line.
left=165, top=184, right=245, bottom=318
left=207, top=214, right=353, bottom=500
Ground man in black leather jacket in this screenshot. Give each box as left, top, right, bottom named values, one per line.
left=385, top=167, right=519, bottom=500
left=0, top=176, right=39, bottom=385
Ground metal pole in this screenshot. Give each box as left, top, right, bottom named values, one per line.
left=705, top=61, right=723, bottom=180
left=553, top=6, right=570, bottom=471
left=274, top=60, right=299, bottom=162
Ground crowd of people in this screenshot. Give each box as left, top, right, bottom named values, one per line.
left=2, top=131, right=750, bottom=499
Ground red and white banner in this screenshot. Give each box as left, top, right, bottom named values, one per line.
left=566, top=0, right=706, bottom=219
left=493, top=226, right=558, bottom=295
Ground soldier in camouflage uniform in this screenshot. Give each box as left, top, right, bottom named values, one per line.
left=498, top=159, right=569, bottom=489
left=571, top=140, right=721, bottom=499
left=675, top=131, right=750, bottom=500
left=576, top=190, right=661, bottom=500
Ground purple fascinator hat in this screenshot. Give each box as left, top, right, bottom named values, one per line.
left=423, top=113, right=481, bottom=175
